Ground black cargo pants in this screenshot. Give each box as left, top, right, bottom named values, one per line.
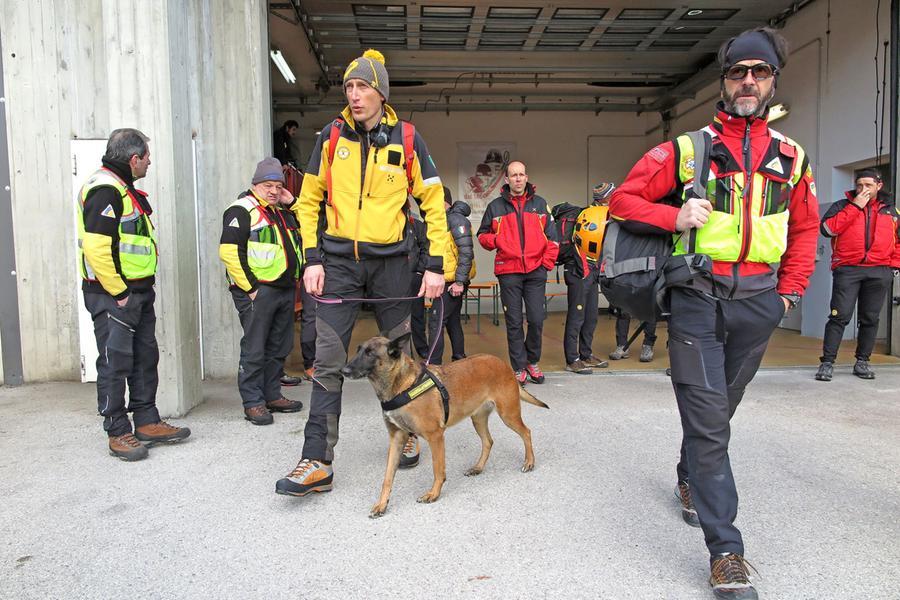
left=668, top=286, right=785, bottom=556
left=83, top=290, right=161, bottom=437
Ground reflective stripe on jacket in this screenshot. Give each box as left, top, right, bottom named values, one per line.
left=77, top=169, right=157, bottom=285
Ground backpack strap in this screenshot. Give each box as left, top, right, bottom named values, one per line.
left=684, top=129, right=712, bottom=255
left=401, top=120, right=416, bottom=194
left=326, top=118, right=344, bottom=227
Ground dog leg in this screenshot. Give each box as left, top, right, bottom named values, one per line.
left=464, top=408, right=494, bottom=476
left=496, top=401, right=536, bottom=472
left=417, top=432, right=446, bottom=504
left=370, top=427, right=408, bottom=518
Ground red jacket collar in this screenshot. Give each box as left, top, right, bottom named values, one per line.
left=711, top=102, right=771, bottom=140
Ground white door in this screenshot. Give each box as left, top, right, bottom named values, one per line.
left=71, top=139, right=110, bottom=382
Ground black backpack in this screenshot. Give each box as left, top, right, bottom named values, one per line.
left=550, top=202, right=585, bottom=266
left=599, top=130, right=713, bottom=323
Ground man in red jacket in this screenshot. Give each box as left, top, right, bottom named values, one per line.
left=816, top=170, right=900, bottom=381
left=610, top=28, right=818, bottom=599
left=477, top=161, right=558, bottom=384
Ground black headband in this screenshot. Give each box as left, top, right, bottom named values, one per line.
left=723, top=31, right=781, bottom=70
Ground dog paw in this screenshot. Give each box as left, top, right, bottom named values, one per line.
left=416, top=492, right=439, bottom=504
left=464, top=467, right=483, bottom=477
left=521, top=463, right=534, bottom=473
left=369, top=503, right=388, bottom=518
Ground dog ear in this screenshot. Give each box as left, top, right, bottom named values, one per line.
left=387, top=332, right=412, bottom=359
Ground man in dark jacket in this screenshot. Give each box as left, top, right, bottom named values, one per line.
left=610, top=28, right=818, bottom=599
left=477, top=161, right=558, bottom=384
left=428, top=187, right=475, bottom=364
left=273, top=120, right=299, bottom=166
left=816, top=169, right=900, bottom=381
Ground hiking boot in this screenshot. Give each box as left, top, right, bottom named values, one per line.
left=244, top=404, right=274, bottom=426
left=815, top=361, right=833, bottom=382
left=275, top=459, right=334, bottom=496
left=675, top=481, right=701, bottom=527
left=665, top=367, right=672, bottom=377
left=853, top=359, right=875, bottom=380
left=280, top=374, right=302, bottom=386
left=709, top=553, right=758, bottom=600
left=399, top=434, right=420, bottom=469
left=566, top=360, right=592, bottom=375
left=515, top=369, right=528, bottom=385
left=135, top=421, right=191, bottom=446
left=583, top=354, right=609, bottom=368
left=266, top=396, right=304, bottom=413
left=525, top=363, right=545, bottom=384
left=108, top=433, right=149, bottom=462
left=609, top=346, right=630, bottom=360
left=639, top=344, right=654, bottom=362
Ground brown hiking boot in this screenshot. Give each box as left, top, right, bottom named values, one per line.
left=709, top=553, right=758, bottom=599
left=266, top=396, right=304, bottom=413
left=399, top=434, right=420, bottom=469
left=675, top=480, right=701, bottom=527
left=244, top=404, right=274, bottom=426
left=135, top=421, right=191, bottom=446
left=108, top=433, right=149, bottom=461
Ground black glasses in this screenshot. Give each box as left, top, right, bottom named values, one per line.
left=723, top=63, right=778, bottom=81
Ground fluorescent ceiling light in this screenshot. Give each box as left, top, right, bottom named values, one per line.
left=270, top=50, right=296, bottom=84
left=768, top=103, right=789, bottom=123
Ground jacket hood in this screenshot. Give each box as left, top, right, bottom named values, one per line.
left=500, top=182, right=536, bottom=201
left=448, top=200, right=471, bottom=217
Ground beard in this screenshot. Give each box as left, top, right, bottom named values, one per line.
left=723, top=83, right=775, bottom=118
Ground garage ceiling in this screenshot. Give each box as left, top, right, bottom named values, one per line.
left=269, top=0, right=810, bottom=115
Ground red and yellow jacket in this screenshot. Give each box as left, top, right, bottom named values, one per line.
left=609, top=105, right=820, bottom=298
left=294, top=105, right=447, bottom=272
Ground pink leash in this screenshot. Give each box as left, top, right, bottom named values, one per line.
left=310, top=292, right=446, bottom=365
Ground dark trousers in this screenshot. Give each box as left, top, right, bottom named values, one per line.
left=563, top=268, right=599, bottom=364
left=614, top=310, right=657, bottom=348
left=498, top=268, right=548, bottom=370
left=299, top=282, right=317, bottom=370
left=231, top=285, right=295, bottom=409
left=84, top=290, right=161, bottom=437
left=821, top=265, right=893, bottom=363
left=426, top=284, right=467, bottom=365
left=302, top=254, right=412, bottom=462
left=409, top=272, right=429, bottom=358
left=668, top=287, right=785, bottom=556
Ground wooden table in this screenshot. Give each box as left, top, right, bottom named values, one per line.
left=464, top=281, right=500, bottom=333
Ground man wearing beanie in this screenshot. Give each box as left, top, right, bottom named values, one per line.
left=276, top=49, right=449, bottom=496
left=219, top=157, right=305, bottom=425
left=610, top=28, right=819, bottom=599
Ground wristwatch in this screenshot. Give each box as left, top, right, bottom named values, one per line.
left=780, top=293, right=800, bottom=310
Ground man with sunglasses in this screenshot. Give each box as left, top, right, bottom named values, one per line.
left=610, top=28, right=819, bottom=599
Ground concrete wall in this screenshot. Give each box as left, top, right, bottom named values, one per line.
left=646, top=0, right=894, bottom=346
left=0, top=1, right=271, bottom=402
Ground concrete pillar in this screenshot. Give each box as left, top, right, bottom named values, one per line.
left=0, top=1, right=270, bottom=413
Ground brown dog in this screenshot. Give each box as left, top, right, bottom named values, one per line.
left=341, top=332, right=549, bottom=518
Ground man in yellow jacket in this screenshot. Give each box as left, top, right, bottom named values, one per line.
left=276, top=49, right=448, bottom=497
left=77, top=128, right=190, bottom=461
left=219, top=158, right=305, bottom=425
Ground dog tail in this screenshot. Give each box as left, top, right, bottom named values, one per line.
left=519, top=387, right=549, bottom=409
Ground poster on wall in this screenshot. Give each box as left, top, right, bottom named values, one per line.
left=457, top=142, right=515, bottom=219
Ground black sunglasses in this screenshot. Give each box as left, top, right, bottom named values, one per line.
left=723, top=63, right=779, bottom=81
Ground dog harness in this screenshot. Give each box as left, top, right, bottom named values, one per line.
left=382, top=364, right=451, bottom=426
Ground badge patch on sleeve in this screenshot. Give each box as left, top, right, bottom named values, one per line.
left=387, top=150, right=402, bottom=166
left=100, top=204, right=115, bottom=218
left=648, top=145, right=669, bottom=164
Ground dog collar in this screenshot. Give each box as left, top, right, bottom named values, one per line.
left=382, top=364, right=451, bottom=425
